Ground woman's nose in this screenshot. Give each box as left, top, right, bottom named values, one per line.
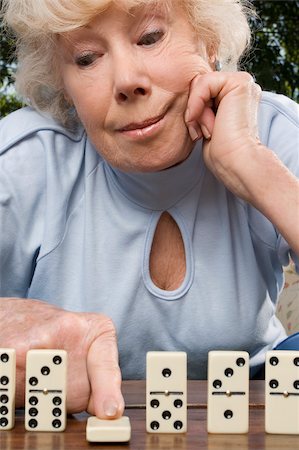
left=112, top=53, right=151, bottom=103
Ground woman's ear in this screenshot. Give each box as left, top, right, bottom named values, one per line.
left=208, top=53, right=222, bottom=71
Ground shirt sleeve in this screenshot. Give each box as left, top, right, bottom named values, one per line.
left=256, top=92, right=299, bottom=271
left=0, top=128, right=46, bottom=298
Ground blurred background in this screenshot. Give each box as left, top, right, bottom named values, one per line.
left=0, top=0, right=298, bottom=118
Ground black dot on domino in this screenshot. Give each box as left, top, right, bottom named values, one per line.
left=174, top=420, right=183, bottom=430
left=236, top=357, right=246, bottom=367
left=52, top=408, right=62, bottom=417
left=270, top=356, right=279, bottom=366
left=0, top=376, right=9, bottom=386
left=294, top=358, right=299, bottom=367
left=224, top=410, right=233, bottom=419
left=162, top=368, right=171, bottom=378
left=150, top=421, right=160, bottom=430
left=41, top=366, right=50, bottom=376
left=52, top=419, right=62, bottom=428
left=269, top=379, right=279, bottom=389
left=150, top=399, right=159, bottom=408
left=29, top=419, right=38, bottom=428
left=213, top=379, right=222, bottom=389
left=294, top=380, right=299, bottom=390
left=29, top=396, right=38, bottom=406
left=0, top=353, right=9, bottom=363
left=29, top=407, right=38, bottom=417
left=0, top=417, right=8, bottom=427
left=162, top=410, right=171, bottom=420
left=0, top=395, right=9, bottom=404
left=224, top=368, right=234, bottom=377
left=29, top=377, right=38, bottom=386
left=53, top=396, right=62, bottom=406
left=53, top=355, right=62, bottom=365
left=174, top=399, right=183, bottom=408
left=0, top=406, right=8, bottom=415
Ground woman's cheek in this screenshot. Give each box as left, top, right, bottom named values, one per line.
left=155, top=53, right=212, bottom=95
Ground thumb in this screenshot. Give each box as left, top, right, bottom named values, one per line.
left=87, top=318, right=124, bottom=419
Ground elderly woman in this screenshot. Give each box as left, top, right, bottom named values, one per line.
left=0, top=0, right=298, bottom=419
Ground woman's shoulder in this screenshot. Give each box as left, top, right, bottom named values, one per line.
left=0, top=106, right=84, bottom=156
left=258, top=91, right=298, bottom=171
left=259, top=91, right=298, bottom=134
left=260, top=91, right=298, bottom=122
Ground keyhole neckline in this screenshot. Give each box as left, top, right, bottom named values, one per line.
left=142, top=209, right=194, bottom=300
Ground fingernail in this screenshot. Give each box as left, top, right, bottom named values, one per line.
left=201, top=124, right=211, bottom=140
left=188, top=125, right=199, bottom=142
left=103, top=399, right=119, bottom=417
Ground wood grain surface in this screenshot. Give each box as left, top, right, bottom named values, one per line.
left=1, top=381, right=298, bottom=449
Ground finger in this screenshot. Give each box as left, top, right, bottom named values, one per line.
left=87, top=317, right=124, bottom=419
left=185, top=72, right=254, bottom=126
left=186, top=120, right=203, bottom=142
left=186, top=106, right=214, bottom=141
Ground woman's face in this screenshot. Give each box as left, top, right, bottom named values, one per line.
left=59, top=2, right=212, bottom=172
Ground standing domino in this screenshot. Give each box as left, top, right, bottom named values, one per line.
left=207, top=351, right=249, bottom=433
left=25, top=349, right=67, bottom=431
left=0, top=349, right=16, bottom=430
left=146, top=351, right=187, bottom=433
left=86, top=416, right=131, bottom=442
left=265, top=350, right=299, bottom=434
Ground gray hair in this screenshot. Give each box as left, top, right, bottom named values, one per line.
left=1, top=0, right=253, bottom=128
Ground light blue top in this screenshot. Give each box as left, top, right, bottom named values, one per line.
left=0, top=92, right=298, bottom=379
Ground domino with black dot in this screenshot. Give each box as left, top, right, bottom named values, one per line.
left=207, top=350, right=249, bottom=433
left=25, top=349, right=67, bottom=432
left=0, top=349, right=16, bottom=430
left=265, top=350, right=299, bottom=434
left=146, top=351, right=187, bottom=433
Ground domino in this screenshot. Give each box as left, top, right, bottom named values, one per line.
left=207, top=351, right=249, bottom=433
left=265, top=350, right=299, bottom=434
left=25, top=349, right=67, bottom=432
left=146, top=351, right=187, bottom=433
left=0, top=349, right=16, bottom=430
left=86, top=416, right=131, bottom=442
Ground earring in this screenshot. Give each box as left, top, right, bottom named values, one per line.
left=215, top=60, right=222, bottom=72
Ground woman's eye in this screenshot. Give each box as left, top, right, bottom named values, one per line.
left=75, top=53, right=97, bottom=67
left=138, top=30, right=164, bottom=46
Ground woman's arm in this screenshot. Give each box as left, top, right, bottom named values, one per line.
left=185, top=71, right=299, bottom=256
left=0, top=297, right=124, bottom=418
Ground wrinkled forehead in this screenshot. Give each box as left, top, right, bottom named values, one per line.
left=47, top=0, right=173, bottom=33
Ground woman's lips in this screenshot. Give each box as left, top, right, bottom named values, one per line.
left=117, top=112, right=166, bottom=139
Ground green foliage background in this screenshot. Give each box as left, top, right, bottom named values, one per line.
left=0, top=0, right=298, bottom=118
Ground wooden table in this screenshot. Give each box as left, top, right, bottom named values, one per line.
left=1, top=381, right=298, bottom=449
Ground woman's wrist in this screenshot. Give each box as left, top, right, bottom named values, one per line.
left=225, top=142, right=299, bottom=254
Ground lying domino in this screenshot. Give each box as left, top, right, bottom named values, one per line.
left=86, top=416, right=131, bottom=442
left=265, top=350, right=299, bottom=434
left=0, top=349, right=16, bottom=430
left=207, top=351, right=249, bottom=433
left=25, top=349, right=67, bottom=432
left=146, top=351, right=187, bottom=433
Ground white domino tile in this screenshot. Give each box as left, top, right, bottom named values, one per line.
left=86, top=416, right=131, bottom=442
left=207, top=351, right=249, bottom=433
left=25, top=349, right=67, bottom=432
left=0, top=349, right=16, bottom=430
left=265, top=350, right=299, bottom=434
left=146, top=351, right=187, bottom=433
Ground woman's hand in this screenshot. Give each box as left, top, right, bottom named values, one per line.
left=185, top=71, right=299, bottom=255
left=0, top=297, right=124, bottom=418
left=185, top=71, right=262, bottom=200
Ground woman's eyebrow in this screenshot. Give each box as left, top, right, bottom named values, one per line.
left=128, top=2, right=170, bottom=22
left=60, top=2, right=171, bottom=42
